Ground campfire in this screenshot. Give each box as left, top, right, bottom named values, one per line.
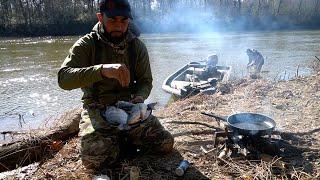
left=200, top=112, right=287, bottom=159
left=213, top=128, right=284, bottom=159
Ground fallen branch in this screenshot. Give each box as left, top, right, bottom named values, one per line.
left=315, top=56, right=320, bottom=62
left=166, top=120, right=216, bottom=129
left=4, top=106, right=21, bottom=115
left=0, top=108, right=82, bottom=172
left=0, top=131, right=26, bottom=135
left=1, top=131, right=27, bottom=141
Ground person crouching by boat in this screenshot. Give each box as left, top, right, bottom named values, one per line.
left=246, top=49, right=264, bottom=75
left=57, top=0, right=173, bottom=170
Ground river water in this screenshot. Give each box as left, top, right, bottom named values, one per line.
left=0, top=30, right=319, bottom=132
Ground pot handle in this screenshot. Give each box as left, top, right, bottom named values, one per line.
left=201, top=112, right=227, bottom=122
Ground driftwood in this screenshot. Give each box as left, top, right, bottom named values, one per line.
left=0, top=108, right=82, bottom=172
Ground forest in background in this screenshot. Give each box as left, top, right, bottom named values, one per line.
left=0, top=0, right=319, bottom=36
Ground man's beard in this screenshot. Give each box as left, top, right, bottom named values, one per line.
left=105, top=31, right=127, bottom=45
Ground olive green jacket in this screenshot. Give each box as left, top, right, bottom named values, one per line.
left=58, top=22, right=153, bottom=106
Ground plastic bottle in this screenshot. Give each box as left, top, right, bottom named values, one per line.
left=175, top=160, right=190, bottom=176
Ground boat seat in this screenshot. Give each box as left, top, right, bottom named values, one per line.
left=170, top=81, right=192, bottom=89
left=170, top=80, right=208, bottom=89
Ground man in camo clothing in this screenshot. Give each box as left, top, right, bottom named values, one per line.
left=246, top=49, right=265, bottom=74
left=58, top=0, right=174, bottom=169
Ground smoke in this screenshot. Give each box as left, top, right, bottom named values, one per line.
left=134, top=1, right=219, bottom=33
left=158, top=4, right=216, bottom=32
left=131, top=0, right=320, bottom=33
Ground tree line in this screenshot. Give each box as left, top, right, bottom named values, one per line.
left=0, top=0, right=319, bottom=36
left=0, top=0, right=97, bottom=36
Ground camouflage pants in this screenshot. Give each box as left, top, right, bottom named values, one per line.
left=79, top=108, right=174, bottom=169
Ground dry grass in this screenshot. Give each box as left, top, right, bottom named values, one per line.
left=30, top=138, right=93, bottom=180
left=1, top=72, right=320, bottom=179
left=155, top=72, right=320, bottom=179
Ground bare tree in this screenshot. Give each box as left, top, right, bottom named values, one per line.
left=277, top=0, right=283, bottom=15
left=314, top=0, right=319, bottom=16
left=298, top=0, right=303, bottom=16
left=257, top=0, right=261, bottom=16
left=0, top=0, right=320, bottom=36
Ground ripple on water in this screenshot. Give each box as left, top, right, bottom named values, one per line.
left=0, top=37, right=56, bottom=45
left=29, top=92, right=58, bottom=106
left=0, top=68, right=22, bottom=72
left=28, top=76, right=49, bottom=82
left=16, top=41, right=39, bottom=45
left=44, top=39, right=54, bottom=43
left=16, top=39, right=55, bottom=45
left=0, top=75, right=50, bottom=87
left=15, top=56, right=30, bottom=60
left=6, top=77, right=28, bottom=83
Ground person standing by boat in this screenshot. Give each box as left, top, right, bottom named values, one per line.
left=57, top=0, right=173, bottom=169
left=246, top=49, right=265, bottom=75
left=206, top=54, right=219, bottom=67
left=202, top=54, right=221, bottom=80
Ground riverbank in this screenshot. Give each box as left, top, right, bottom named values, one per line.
left=1, top=62, right=320, bottom=179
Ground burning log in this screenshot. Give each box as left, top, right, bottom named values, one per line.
left=212, top=127, right=284, bottom=160
left=0, top=108, right=82, bottom=172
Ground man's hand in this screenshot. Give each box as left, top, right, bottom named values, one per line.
left=130, top=95, right=144, bottom=104
left=101, top=64, right=130, bottom=87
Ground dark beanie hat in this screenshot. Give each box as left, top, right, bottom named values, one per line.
left=99, top=0, right=133, bottom=19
